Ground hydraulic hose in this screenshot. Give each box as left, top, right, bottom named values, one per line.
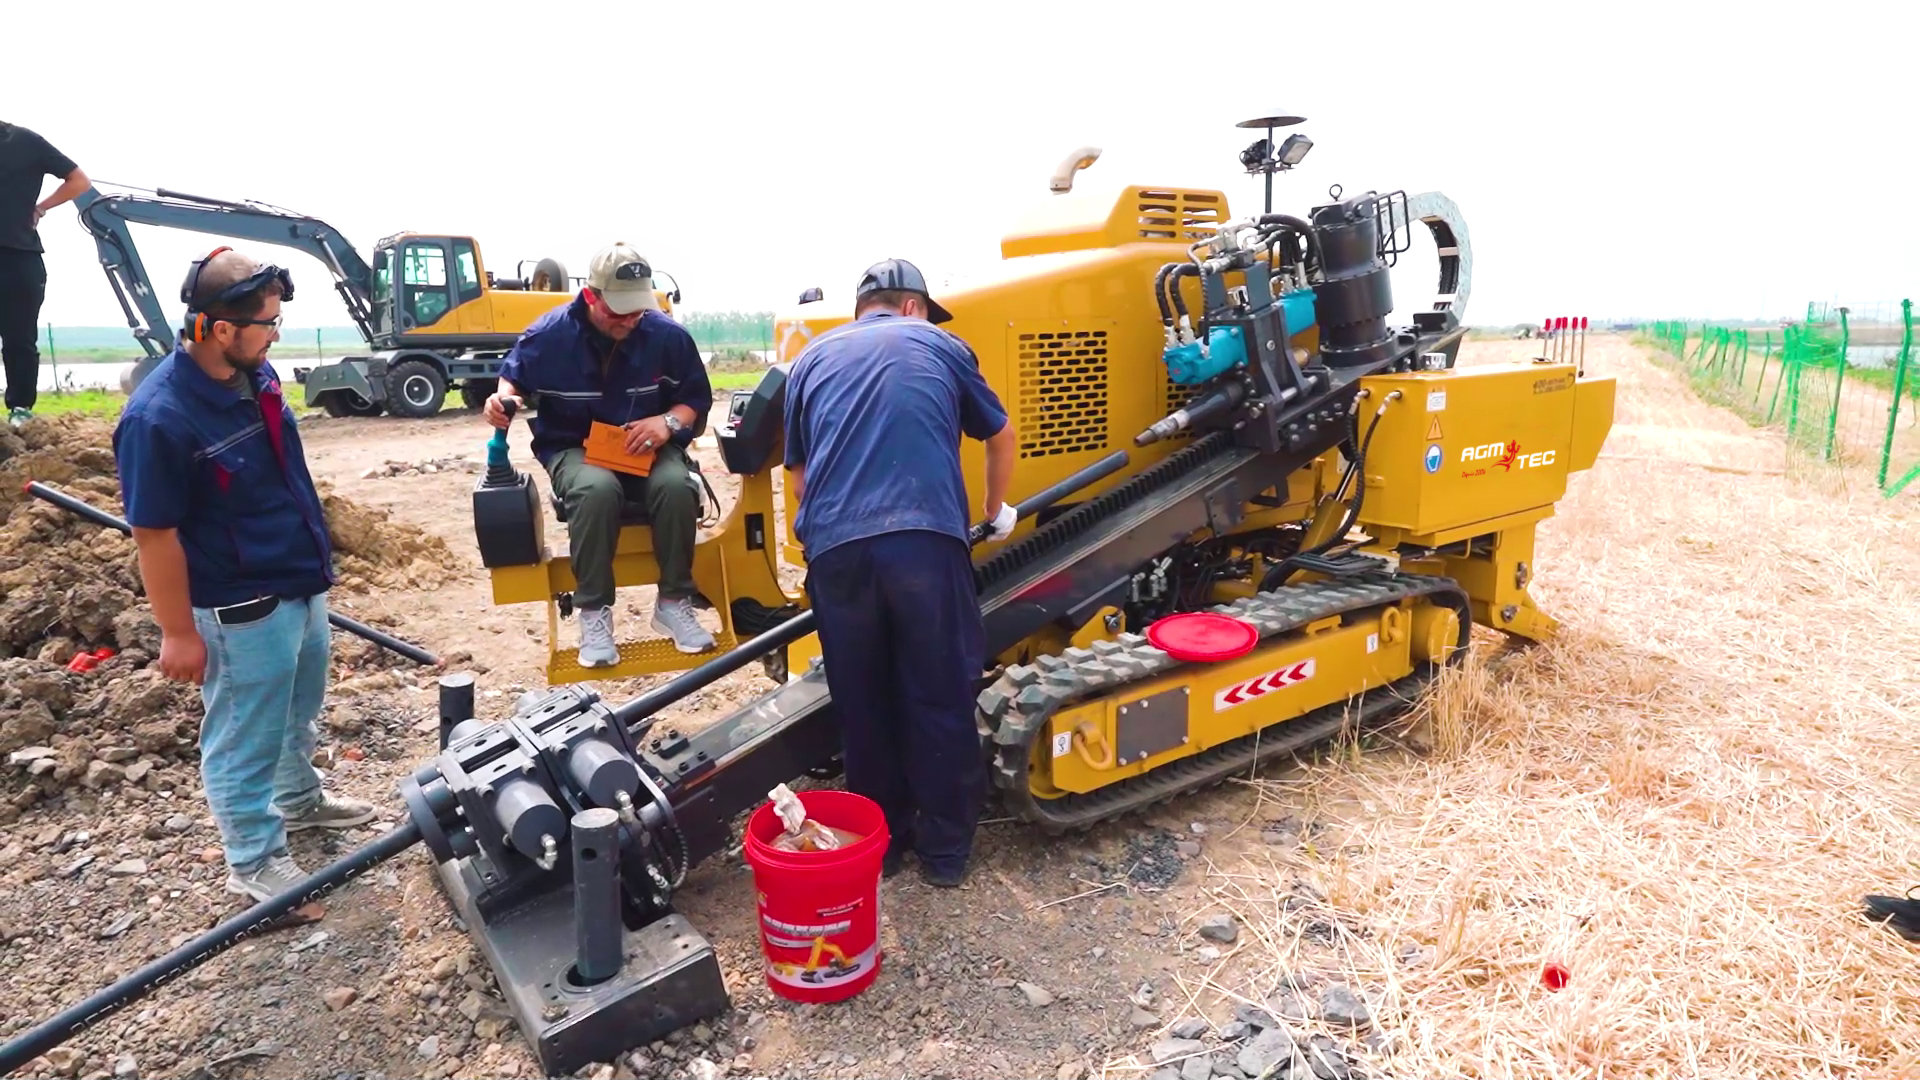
left=0, top=823, right=423, bottom=1076
left=1257, top=213, right=1323, bottom=271
left=612, top=449, right=1133, bottom=732
left=22, top=481, right=441, bottom=667
left=1166, top=265, right=1199, bottom=325
left=1153, top=264, right=1177, bottom=328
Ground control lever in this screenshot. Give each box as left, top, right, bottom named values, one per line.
left=483, top=395, right=520, bottom=488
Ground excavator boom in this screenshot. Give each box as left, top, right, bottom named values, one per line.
left=73, top=185, right=376, bottom=386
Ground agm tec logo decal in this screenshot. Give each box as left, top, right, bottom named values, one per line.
left=1460, top=440, right=1555, bottom=477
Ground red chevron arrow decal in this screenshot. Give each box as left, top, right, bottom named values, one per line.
left=1213, top=658, right=1317, bottom=711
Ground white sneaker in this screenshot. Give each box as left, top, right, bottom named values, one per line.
left=652, top=596, right=716, bottom=654
left=225, top=852, right=309, bottom=904
left=577, top=605, right=619, bottom=667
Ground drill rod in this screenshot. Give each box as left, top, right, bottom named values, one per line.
left=22, top=481, right=441, bottom=667
left=0, top=823, right=423, bottom=1075
left=611, top=449, right=1132, bottom=731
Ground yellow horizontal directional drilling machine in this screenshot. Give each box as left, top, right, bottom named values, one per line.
left=0, top=118, right=1615, bottom=1079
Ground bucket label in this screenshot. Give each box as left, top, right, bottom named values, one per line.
left=765, top=939, right=880, bottom=991
left=763, top=913, right=853, bottom=938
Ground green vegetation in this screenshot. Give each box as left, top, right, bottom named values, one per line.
left=32, top=389, right=126, bottom=419
left=710, top=371, right=765, bottom=391
left=39, top=325, right=369, bottom=365
left=680, top=311, right=774, bottom=352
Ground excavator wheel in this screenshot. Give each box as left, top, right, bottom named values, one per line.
left=385, top=358, right=447, bottom=419
left=461, top=378, right=498, bottom=411
left=530, top=258, right=569, bottom=292
left=321, top=390, right=382, bottom=418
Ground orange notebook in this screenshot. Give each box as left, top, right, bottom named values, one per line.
left=582, top=421, right=655, bottom=477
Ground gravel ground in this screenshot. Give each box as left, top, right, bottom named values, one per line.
left=0, top=363, right=1553, bottom=1079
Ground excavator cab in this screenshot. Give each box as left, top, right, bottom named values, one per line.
left=367, top=234, right=598, bottom=349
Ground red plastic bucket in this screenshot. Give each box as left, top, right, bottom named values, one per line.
left=741, top=789, right=889, bottom=1004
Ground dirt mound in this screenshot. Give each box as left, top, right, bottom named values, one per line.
left=0, top=415, right=461, bottom=658
left=318, top=483, right=464, bottom=591
left=0, top=413, right=458, bottom=813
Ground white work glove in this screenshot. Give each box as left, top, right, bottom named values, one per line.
left=984, top=501, right=1018, bottom=542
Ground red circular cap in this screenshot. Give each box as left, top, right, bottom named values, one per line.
left=1146, top=612, right=1259, bottom=663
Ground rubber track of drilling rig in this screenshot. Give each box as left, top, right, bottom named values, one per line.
left=977, top=573, right=1474, bottom=834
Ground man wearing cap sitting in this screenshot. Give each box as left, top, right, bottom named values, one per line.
left=113, top=247, right=375, bottom=905
left=783, top=258, right=1017, bottom=887
left=484, top=243, right=715, bottom=663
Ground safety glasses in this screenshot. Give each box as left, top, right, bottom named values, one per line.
left=584, top=287, right=646, bottom=324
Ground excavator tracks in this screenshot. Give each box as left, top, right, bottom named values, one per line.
left=975, top=572, right=1473, bottom=834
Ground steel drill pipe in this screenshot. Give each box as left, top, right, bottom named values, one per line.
left=22, top=481, right=441, bottom=667
left=0, top=822, right=423, bottom=1076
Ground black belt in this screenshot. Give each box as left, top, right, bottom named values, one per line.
left=212, top=595, right=281, bottom=626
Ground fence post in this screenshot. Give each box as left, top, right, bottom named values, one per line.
left=1879, top=299, right=1913, bottom=493
left=1755, top=331, right=1773, bottom=408
left=1784, top=324, right=1804, bottom=436
left=1824, top=308, right=1850, bottom=461
left=45, top=322, right=58, bottom=392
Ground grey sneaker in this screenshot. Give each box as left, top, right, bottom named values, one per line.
left=652, top=596, right=715, bottom=654
left=6, top=408, right=29, bottom=430
left=226, top=852, right=309, bottom=904
left=577, top=605, right=619, bottom=667
left=284, top=791, right=377, bottom=832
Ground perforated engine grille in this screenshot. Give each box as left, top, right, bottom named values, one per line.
left=1016, top=328, right=1109, bottom=458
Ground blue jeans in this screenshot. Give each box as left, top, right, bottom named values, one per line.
left=191, top=592, right=331, bottom=873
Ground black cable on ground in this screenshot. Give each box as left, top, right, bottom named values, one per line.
left=0, top=823, right=423, bottom=1075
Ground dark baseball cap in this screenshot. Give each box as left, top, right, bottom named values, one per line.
left=855, top=258, right=952, bottom=324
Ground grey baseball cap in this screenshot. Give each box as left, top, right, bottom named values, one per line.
left=587, top=242, right=661, bottom=315
left=855, top=258, right=952, bottom=324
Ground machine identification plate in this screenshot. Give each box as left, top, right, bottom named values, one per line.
left=1427, top=389, right=1447, bottom=412
left=1214, top=659, right=1316, bottom=711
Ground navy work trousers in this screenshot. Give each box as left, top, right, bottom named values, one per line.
left=804, top=529, right=987, bottom=876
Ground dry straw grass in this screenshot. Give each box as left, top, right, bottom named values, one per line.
left=1151, top=338, right=1920, bottom=1079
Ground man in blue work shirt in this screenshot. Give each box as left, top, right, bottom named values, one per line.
left=783, top=258, right=1018, bottom=887
left=485, top=242, right=715, bottom=664
left=113, top=247, right=375, bottom=905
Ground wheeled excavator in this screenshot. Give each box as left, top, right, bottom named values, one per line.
left=1, top=119, right=1615, bottom=1078
left=72, top=184, right=678, bottom=416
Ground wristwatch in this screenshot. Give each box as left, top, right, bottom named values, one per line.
left=663, top=413, right=687, bottom=436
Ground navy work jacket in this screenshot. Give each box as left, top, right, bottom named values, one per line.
left=112, top=349, right=336, bottom=609
left=783, top=312, right=1009, bottom=559
left=498, top=295, right=713, bottom=467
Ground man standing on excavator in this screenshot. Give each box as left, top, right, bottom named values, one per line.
left=483, top=242, right=715, bottom=663
left=113, top=247, right=375, bottom=904
left=783, top=258, right=1017, bottom=887
left=0, top=120, right=89, bottom=429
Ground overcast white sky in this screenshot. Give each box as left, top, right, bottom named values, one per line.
left=6, top=1, right=1914, bottom=332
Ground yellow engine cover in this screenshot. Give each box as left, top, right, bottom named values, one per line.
left=1354, top=361, right=1614, bottom=541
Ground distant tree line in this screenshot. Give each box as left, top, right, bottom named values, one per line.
left=678, top=311, right=774, bottom=349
